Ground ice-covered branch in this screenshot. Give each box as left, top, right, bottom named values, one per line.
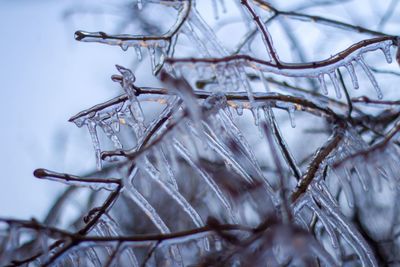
left=33, top=168, right=121, bottom=191
left=241, top=0, right=281, bottom=65
left=74, top=0, right=191, bottom=47
left=253, top=0, right=393, bottom=36
left=333, top=120, right=400, bottom=169
left=292, top=130, right=344, bottom=203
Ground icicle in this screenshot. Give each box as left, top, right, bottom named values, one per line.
left=309, top=196, right=340, bottom=250
left=238, top=65, right=255, bottom=106
left=189, top=9, right=230, bottom=56
left=287, top=105, right=296, bottom=128
left=134, top=45, right=142, bottom=61
left=84, top=247, right=103, bottom=267
left=87, top=120, right=102, bottom=170
left=99, top=215, right=120, bottom=235
left=317, top=74, right=328, bottom=95
left=198, top=123, right=255, bottom=184
left=376, top=166, right=392, bottom=188
left=381, top=43, right=392, bottom=63
left=356, top=56, right=383, bottom=99
left=124, top=169, right=184, bottom=267
left=236, top=104, right=244, bottom=116
left=120, top=43, right=129, bottom=51
left=311, top=185, right=378, bottom=267
left=112, top=119, right=120, bottom=132
left=164, top=141, right=180, bottom=177
left=98, top=121, right=123, bottom=149
left=350, top=163, right=370, bottom=192
left=381, top=150, right=399, bottom=189
left=64, top=251, right=80, bottom=266
left=173, top=139, right=238, bottom=223
left=203, top=238, right=211, bottom=252
left=140, top=156, right=204, bottom=227
left=263, top=107, right=302, bottom=180
left=276, top=102, right=297, bottom=128
left=118, top=109, right=142, bottom=140
left=182, top=23, right=211, bottom=58
left=252, top=106, right=260, bottom=126
left=124, top=182, right=170, bottom=233
left=333, top=170, right=354, bottom=208
left=157, top=146, right=179, bottom=190
left=328, top=71, right=342, bottom=99
left=345, top=62, right=359, bottom=89
left=115, top=65, right=146, bottom=132
left=347, top=167, right=367, bottom=192
left=148, top=46, right=156, bottom=71
left=218, top=110, right=267, bottom=181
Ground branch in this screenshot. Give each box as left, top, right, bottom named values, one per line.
left=333, top=120, right=400, bottom=169
left=253, top=0, right=393, bottom=36
left=241, top=0, right=281, bottom=65
left=166, top=36, right=396, bottom=77
left=74, top=0, right=191, bottom=46
left=291, top=129, right=344, bottom=203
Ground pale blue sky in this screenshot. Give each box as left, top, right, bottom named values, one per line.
left=0, top=0, right=133, bottom=219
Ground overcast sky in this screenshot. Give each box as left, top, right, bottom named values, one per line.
left=0, top=0, right=134, bottom=219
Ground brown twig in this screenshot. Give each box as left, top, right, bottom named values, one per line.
left=291, top=130, right=344, bottom=203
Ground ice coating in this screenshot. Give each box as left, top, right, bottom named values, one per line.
left=33, top=168, right=120, bottom=191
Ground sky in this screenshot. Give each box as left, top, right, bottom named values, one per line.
left=0, top=0, right=133, bottom=219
